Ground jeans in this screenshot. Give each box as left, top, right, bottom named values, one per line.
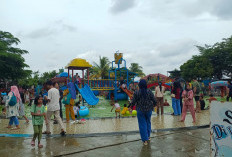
left=172, top=98, right=181, bottom=115
left=137, top=110, right=152, bottom=142
left=9, top=116, right=19, bottom=126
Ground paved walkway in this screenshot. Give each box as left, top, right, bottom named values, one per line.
left=0, top=110, right=209, bottom=135
left=0, top=128, right=210, bottom=157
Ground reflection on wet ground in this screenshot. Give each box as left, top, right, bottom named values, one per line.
left=0, top=128, right=210, bottom=157
left=0, top=110, right=209, bottom=135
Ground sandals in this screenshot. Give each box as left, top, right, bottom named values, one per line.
left=143, top=141, right=148, bottom=146
left=38, top=143, right=43, bottom=148
left=11, top=127, right=20, bottom=130
left=31, top=140, right=35, bottom=147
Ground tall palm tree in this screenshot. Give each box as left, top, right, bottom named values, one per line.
left=129, top=63, right=145, bottom=77
left=90, top=56, right=110, bottom=79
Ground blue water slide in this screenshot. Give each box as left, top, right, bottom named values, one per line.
left=75, top=84, right=99, bottom=105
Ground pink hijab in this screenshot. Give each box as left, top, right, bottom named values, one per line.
left=11, top=86, right=21, bottom=103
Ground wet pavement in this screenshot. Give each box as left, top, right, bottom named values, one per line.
left=0, top=110, right=209, bottom=135
left=0, top=128, right=210, bottom=157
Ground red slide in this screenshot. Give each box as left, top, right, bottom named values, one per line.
left=120, top=86, right=134, bottom=99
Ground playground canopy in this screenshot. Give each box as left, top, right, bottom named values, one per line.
left=65, top=58, right=92, bottom=83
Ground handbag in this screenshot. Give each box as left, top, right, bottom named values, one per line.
left=9, top=92, right=17, bottom=106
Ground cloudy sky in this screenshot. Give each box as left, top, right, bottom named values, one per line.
left=1, top=0, right=232, bottom=76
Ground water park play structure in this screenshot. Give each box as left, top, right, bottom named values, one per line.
left=63, top=52, right=137, bottom=102
left=51, top=52, right=138, bottom=117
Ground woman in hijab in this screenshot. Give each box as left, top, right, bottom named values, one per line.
left=5, top=86, right=21, bottom=129
left=131, top=79, right=156, bottom=145
left=63, top=82, right=76, bottom=123
left=180, top=83, right=196, bottom=123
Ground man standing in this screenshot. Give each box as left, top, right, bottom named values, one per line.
left=227, top=80, right=232, bottom=101
left=192, top=78, right=201, bottom=113
left=43, top=81, right=66, bottom=136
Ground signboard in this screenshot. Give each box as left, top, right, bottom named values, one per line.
left=210, top=102, right=232, bottom=157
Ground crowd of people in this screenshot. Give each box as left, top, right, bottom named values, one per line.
left=1, top=78, right=232, bottom=147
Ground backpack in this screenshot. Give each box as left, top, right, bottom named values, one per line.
left=62, top=93, right=71, bottom=105
left=9, top=92, right=17, bottom=106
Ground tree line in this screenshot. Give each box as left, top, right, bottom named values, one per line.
left=173, top=36, right=232, bottom=81
left=0, top=30, right=145, bottom=89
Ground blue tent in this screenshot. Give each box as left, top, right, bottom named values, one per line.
left=59, top=72, right=68, bottom=77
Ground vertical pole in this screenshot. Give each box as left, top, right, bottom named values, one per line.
left=127, top=69, right=129, bottom=88
left=82, top=70, right=84, bottom=86
left=87, top=68, right=89, bottom=85
left=72, top=69, right=74, bottom=82
left=68, top=68, right=70, bottom=83
left=114, top=69, right=117, bottom=100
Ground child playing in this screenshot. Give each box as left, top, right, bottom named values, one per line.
left=111, top=100, right=121, bottom=118
left=121, top=104, right=128, bottom=115
left=31, top=95, right=48, bottom=148
left=180, top=83, right=196, bottom=123
left=73, top=102, right=80, bottom=118
left=200, top=95, right=206, bottom=110
left=163, top=99, right=170, bottom=106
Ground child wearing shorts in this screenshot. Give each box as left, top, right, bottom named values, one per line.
left=111, top=100, right=121, bottom=118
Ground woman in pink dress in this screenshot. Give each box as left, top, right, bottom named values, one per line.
left=180, top=83, right=196, bottom=123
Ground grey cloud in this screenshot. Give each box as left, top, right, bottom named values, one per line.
left=181, top=0, right=232, bottom=20
left=62, top=24, right=76, bottom=32
left=145, top=0, right=232, bottom=20
left=158, top=39, right=198, bottom=57
left=26, top=28, right=56, bottom=39
left=211, top=0, right=232, bottom=20
left=26, top=20, right=76, bottom=39
left=110, top=0, right=136, bottom=14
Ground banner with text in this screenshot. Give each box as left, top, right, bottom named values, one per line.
left=210, top=102, right=232, bottom=157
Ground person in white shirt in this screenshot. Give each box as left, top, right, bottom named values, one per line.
left=43, top=81, right=66, bottom=136
left=155, top=82, right=165, bottom=115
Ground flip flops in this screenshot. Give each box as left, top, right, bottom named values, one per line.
left=31, top=140, right=35, bottom=147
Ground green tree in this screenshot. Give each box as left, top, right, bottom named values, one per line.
left=0, top=31, right=31, bottom=83
left=129, top=63, right=145, bottom=77
left=197, top=36, right=232, bottom=79
left=180, top=55, right=214, bottom=81
left=91, top=56, right=110, bottom=79
left=18, top=70, right=58, bottom=88
left=39, top=70, right=57, bottom=84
